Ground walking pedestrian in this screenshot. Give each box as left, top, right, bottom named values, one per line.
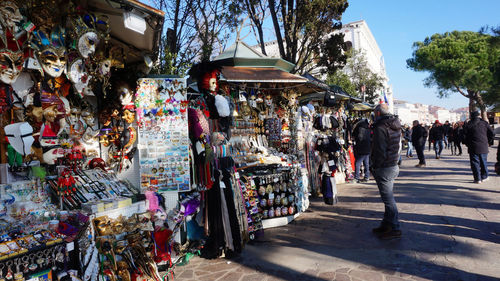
left=370, top=104, right=402, bottom=240
left=353, top=118, right=371, bottom=183
left=451, top=122, right=463, bottom=156
left=443, top=120, right=451, bottom=149
left=429, top=120, right=444, bottom=159
left=496, top=139, right=500, bottom=175
left=404, top=125, right=413, bottom=157
left=411, top=120, right=427, bottom=167
left=463, top=111, right=494, bottom=183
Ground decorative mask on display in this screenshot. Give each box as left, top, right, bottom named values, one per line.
left=265, top=95, right=273, bottom=106
left=122, top=108, right=135, bottom=124
left=66, top=51, right=90, bottom=96
left=69, top=14, right=110, bottom=59
left=82, top=108, right=96, bottom=127
left=96, top=45, right=124, bottom=77
left=200, top=69, right=219, bottom=93
left=0, top=1, right=23, bottom=33
left=42, top=146, right=64, bottom=164
left=31, top=26, right=67, bottom=78
left=4, top=122, right=34, bottom=156
left=0, top=23, right=29, bottom=84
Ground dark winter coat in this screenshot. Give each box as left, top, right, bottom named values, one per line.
left=443, top=124, right=451, bottom=137
left=411, top=124, right=428, bottom=147
left=404, top=128, right=412, bottom=141
left=463, top=118, right=494, bottom=154
left=371, top=115, right=402, bottom=169
left=353, top=119, right=371, bottom=156
left=451, top=127, right=464, bottom=143
left=429, top=125, right=445, bottom=141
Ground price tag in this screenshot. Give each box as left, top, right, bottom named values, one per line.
left=328, top=160, right=335, bottom=166
left=235, top=172, right=240, bottom=179
left=220, top=181, right=226, bottom=189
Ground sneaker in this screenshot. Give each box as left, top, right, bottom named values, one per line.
left=362, top=178, right=370, bottom=183
left=372, top=225, right=392, bottom=234
left=473, top=180, right=482, bottom=184
left=482, top=177, right=489, bottom=182
left=378, top=230, right=402, bottom=240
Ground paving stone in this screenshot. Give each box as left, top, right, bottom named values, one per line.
left=176, top=269, right=194, bottom=279
left=386, top=276, right=410, bottom=281
left=349, top=269, right=383, bottom=281
left=334, top=273, right=351, bottom=281
left=318, top=271, right=336, bottom=280
left=410, top=276, right=432, bottom=281
left=200, top=271, right=228, bottom=281
left=218, top=271, right=243, bottom=281
left=336, top=268, right=351, bottom=274
left=243, top=273, right=267, bottom=281
left=302, top=269, right=319, bottom=277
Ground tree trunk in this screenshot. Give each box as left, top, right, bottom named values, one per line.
left=475, top=91, right=489, bottom=122
left=268, top=0, right=286, bottom=59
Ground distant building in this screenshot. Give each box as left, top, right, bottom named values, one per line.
left=394, top=100, right=463, bottom=126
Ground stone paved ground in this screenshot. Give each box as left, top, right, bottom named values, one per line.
left=171, top=144, right=500, bottom=281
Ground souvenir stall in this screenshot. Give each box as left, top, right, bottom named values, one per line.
left=298, top=86, right=362, bottom=205
left=182, top=42, right=321, bottom=243
left=0, top=1, right=202, bottom=280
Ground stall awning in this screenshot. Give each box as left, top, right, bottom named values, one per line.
left=220, top=66, right=308, bottom=83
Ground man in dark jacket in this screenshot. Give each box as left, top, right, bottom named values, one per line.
left=429, top=120, right=445, bottom=159
left=411, top=120, right=428, bottom=167
left=463, top=111, right=494, bottom=183
left=443, top=121, right=451, bottom=149
left=370, top=104, right=402, bottom=240
left=353, top=118, right=371, bottom=182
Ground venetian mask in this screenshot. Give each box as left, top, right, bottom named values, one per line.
left=265, top=95, right=273, bottom=106
left=81, top=109, right=95, bottom=127
left=69, top=107, right=81, bottom=124
left=43, top=105, right=59, bottom=123
left=122, top=109, right=135, bottom=124
left=78, top=31, right=99, bottom=58
left=31, top=27, right=67, bottom=78
left=70, top=14, right=110, bottom=59
left=0, top=50, right=23, bottom=84
left=0, top=22, right=28, bottom=84
left=200, top=69, right=219, bottom=92
left=67, top=53, right=90, bottom=95
left=0, top=1, right=23, bottom=32
left=42, top=147, right=64, bottom=165
left=100, top=58, right=111, bottom=76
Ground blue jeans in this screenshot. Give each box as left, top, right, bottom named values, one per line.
left=373, top=165, right=400, bottom=230
left=469, top=153, right=488, bottom=181
left=434, top=140, right=443, bottom=157
left=406, top=141, right=413, bottom=157
left=355, top=154, right=370, bottom=180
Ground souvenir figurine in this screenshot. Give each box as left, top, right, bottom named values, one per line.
left=57, top=170, right=76, bottom=199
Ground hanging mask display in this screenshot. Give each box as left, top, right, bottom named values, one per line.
left=4, top=122, right=34, bottom=156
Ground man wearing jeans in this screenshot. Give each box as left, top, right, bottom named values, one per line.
left=463, top=111, right=494, bottom=183
left=429, top=120, right=444, bottom=159
left=370, top=104, right=402, bottom=240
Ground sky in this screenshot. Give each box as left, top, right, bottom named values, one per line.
left=339, top=0, right=500, bottom=110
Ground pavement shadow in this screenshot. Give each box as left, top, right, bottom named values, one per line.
left=233, top=201, right=499, bottom=281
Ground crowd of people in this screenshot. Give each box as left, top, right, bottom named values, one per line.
left=351, top=107, right=498, bottom=240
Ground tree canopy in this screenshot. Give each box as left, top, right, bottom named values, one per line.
left=407, top=30, right=500, bottom=119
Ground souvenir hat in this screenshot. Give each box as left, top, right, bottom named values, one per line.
left=4, top=122, right=34, bottom=156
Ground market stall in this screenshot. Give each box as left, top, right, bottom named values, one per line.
left=0, top=1, right=201, bottom=280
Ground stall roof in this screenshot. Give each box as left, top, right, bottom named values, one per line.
left=87, top=0, right=164, bottom=62
left=352, top=102, right=374, bottom=111
left=214, top=41, right=296, bottom=72
left=220, top=66, right=308, bottom=83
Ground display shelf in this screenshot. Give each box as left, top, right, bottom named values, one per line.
left=92, top=200, right=147, bottom=219
left=262, top=213, right=300, bottom=229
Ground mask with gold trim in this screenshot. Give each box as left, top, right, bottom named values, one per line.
left=31, top=26, right=67, bottom=78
